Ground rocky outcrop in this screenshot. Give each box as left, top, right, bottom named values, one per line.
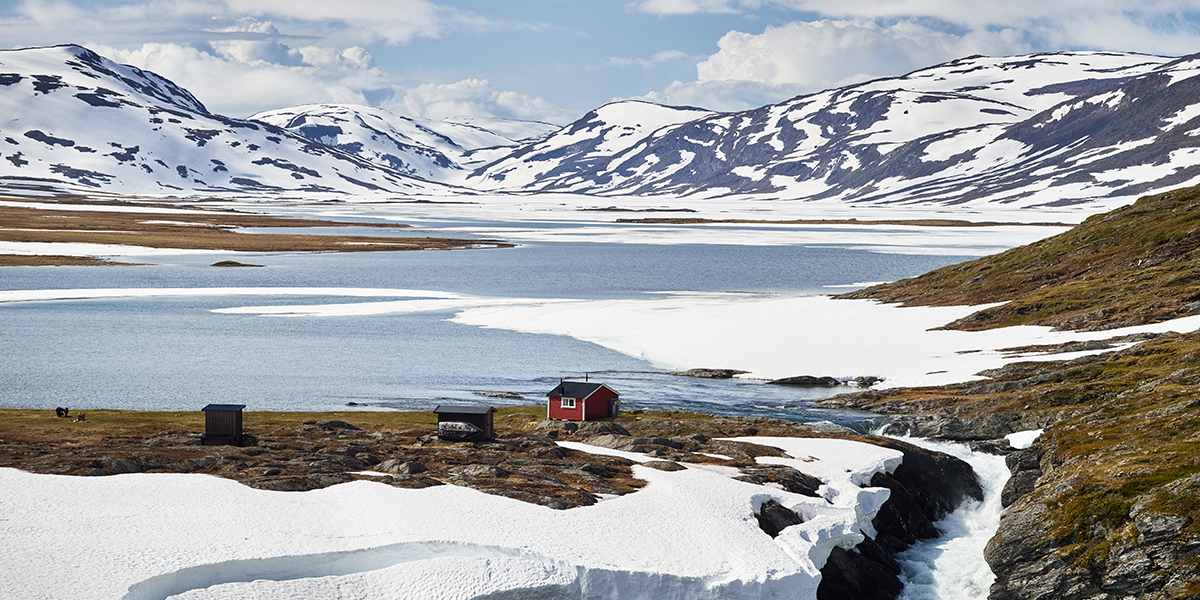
left=818, top=539, right=903, bottom=600
left=818, top=438, right=984, bottom=600
left=768, top=375, right=843, bottom=387
left=755, top=500, right=803, bottom=538
left=671, top=368, right=749, bottom=379
left=1000, top=447, right=1042, bottom=508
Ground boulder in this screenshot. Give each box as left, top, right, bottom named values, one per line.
left=642, top=460, right=685, bottom=472
left=377, top=459, right=426, bottom=476
left=768, top=375, right=843, bottom=387
left=755, top=500, right=803, bottom=537
left=737, top=465, right=822, bottom=497
left=456, top=464, right=510, bottom=478
left=210, top=260, right=263, bottom=268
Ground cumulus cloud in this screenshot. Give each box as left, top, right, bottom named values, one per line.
left=382, top=78, right=573, bottom=122
left=98, top=42, right=382, bottom=116
left=631, top=0, right=1200, bottom=55
left=633, top=18, right=1028, bottom=112
left=0, top=1, right=568, bottom=121
left=609, top=49, right=691, bottom=68
left=696, top=19, right=1028, bottom=88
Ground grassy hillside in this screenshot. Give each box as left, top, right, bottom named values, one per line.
left=842, top=185, right=1200, bottom=331
left=830, top=185, right=1200, bottom=598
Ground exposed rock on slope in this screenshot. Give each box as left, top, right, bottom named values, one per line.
left=472, top=52, right=1200, bottom=209
left=251, top=103, right=558, bottom=181
left=0, top=45, right=438, bottom=195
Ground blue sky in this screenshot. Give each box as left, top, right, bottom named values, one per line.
left=1, top=0, right=1198, bottom=121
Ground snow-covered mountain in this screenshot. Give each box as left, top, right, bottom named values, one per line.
left=470, top=52, right=1200, bottom=209
left=0, top=45, right=440, bottom=195
left=470, top=100, right=714, bottom=190
left=5, top=45, right=1200, bottom=210
left=251, top=104, right=558, bottom=181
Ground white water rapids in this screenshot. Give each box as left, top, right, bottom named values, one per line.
left=887, top=435, right=1012, bottom=600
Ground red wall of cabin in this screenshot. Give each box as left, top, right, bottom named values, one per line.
left=548, top=394, right=585, bottom=421
left=585, top=388, right=618, bottom=419
left=548, top=389, right=619, bottom=421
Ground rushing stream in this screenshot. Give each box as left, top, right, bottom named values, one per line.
left=888, top=435, right=1012, bottom=600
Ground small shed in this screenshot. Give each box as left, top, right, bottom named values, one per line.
left=546, top=380, right=620, bottom=422
left=201, top=404, right=245, bottom=446
left=433, top=405, right=495, bottom=441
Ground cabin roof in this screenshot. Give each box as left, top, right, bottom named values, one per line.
left=547, top=381, right=617, bottom=399
left=201, top=404, right=246, bottom=412
left=433, top=404, right=495, bottom=415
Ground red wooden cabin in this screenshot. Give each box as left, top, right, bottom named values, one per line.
left=546, top=380, right=620, bottom=421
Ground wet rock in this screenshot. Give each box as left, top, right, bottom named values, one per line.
left=755, top=499, right=803, bottom=537
left=868, top=471, right=940, bottom=553
left=767, top=375, right=843, bottom=387
left=818, top=539, right=902, bottom=600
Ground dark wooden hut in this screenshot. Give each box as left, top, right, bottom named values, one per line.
left=433, top=405, right=495, bottom=441
left=201, top=404, right=245, bottom=446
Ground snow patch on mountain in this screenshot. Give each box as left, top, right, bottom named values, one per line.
left=0, top=45, right=438, bottom=196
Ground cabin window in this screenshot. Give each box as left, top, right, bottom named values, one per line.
left=560, top=397, right=576, bottom=409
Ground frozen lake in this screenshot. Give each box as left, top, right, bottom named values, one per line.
left=0, top=214, right=1001, bottom=424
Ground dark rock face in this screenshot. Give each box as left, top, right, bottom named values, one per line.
left=737, top=465, right=822, bottom=497
left=819, top=438, right=983, bottom=600
left=1000, top=447, right=1043, bottom=508
left=768, top=375, right=843, bottom=387
left=987, top=463, right=1200, bottom=600
left=755, top=499, right=803, bottom=538
left=818, top=539, right=903, bottom=600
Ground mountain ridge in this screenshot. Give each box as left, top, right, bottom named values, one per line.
left=4, top=44, right=1200, bottom=213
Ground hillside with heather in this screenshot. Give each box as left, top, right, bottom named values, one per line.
left=826, top=185, right=1200, bottom=599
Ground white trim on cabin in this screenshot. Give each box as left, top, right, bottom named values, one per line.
left=560, top=397, right=576, bottom=409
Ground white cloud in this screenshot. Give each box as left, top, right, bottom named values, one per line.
left=220, top=0, right=443, bottom=45
left=635, top=18, right=1029, bottom=111
left=630, top=0, right=741, bottom=15
left=631, top=0, right=1200, bottom=55
left=609, top=49, right=691, bottom=68
left=99, top=42, right=381, bottom=116
left=383, top=78, right=572, bottom=122
left=697, top=19, right=1028, bottom=88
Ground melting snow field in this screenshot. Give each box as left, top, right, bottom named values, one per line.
left=0, top=436, right=905, bottom=600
